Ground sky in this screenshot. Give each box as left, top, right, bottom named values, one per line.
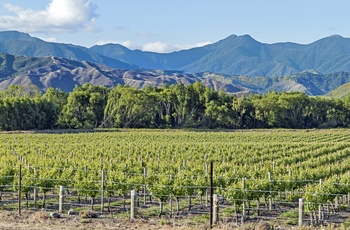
left=0, top=0, right=349, bottom=53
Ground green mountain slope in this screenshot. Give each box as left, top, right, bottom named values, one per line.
left=2, top=53, right=350, bottom=97
left=326, top=81, right=350, bottom=98
left=0, top=31, right=136, bottom=70
left=91, top=34, right=350, bottom=77
left=3, top=31, right=350, bottom=77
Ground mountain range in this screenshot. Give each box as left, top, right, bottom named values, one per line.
left=91, top=34, right=350, bottom=77
left=1, top=52, right=350, bottom=97
left=2, top=31, right=350, bottom=77
left=1, top=31, right=350, bottom=96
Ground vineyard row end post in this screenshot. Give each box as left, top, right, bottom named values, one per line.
left=131, top=190, right=137, bottom=220
left=59, top=186, right=65, bottom=213
left=299, top=198, right=305, bottom=227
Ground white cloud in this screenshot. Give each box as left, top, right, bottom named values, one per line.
left=142, top=41, right=212, bottom=53
left=142, top=42, right=172, bottom=53
left=0, top=0, right=98, bottom=33
left=120, top=41, right=140, bottom=50
left=37, top=36, right=58, bottom=43
left=95, top=40, right=212, bottom=53
left=194, top=41, right=212, bottom=47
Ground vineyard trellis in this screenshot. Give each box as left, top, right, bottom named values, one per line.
left=1, top=172, right=350, bottom=226
left=1, top=129, right=350, bottom=227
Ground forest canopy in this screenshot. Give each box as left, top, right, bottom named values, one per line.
left=0, top=83, right=350, bottom=131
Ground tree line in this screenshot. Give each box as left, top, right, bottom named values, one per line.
left=1, top=82, right=350, bottom=131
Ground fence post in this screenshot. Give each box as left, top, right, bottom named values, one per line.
left=59, top=186, right=65, bottom=213
left=131, top=190, right=137, bottom=220
left=18, top=164, right=22, bottom=216
left=242, top=178, right=246, bottom=219
left=143, top=168, right=147, bottom=205
left=335, top=196, right=339, bottom=211
left=299, top=198, right=305, bottom=227
left=213, top=194, right=219, bottom=224
left=101, top=170, right=105, bottom=212
left=209, top=161, right=213, bottom=227
left=205, top=161, right=208, bottom=208
left=268, top=172, right=273, bottom=210
left=34, top=187, right=38, bottom=209
left=319, top=179, right=322, bottom=221
left=169, top=192, right=173, bottom=218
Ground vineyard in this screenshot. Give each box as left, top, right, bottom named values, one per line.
left=1, top=129, right=350, bottom=229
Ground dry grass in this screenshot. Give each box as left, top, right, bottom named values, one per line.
left=255, top=221, right=271, bottom=230
left=31, top=210, right=50, bottom=221
left=0, top=210, right=349, bottom=230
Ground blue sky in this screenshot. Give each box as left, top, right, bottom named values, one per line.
left=0, top=0, right=349, bottom=52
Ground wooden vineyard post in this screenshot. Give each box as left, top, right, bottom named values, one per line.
left=205, top=162, right=208, bottom=208
left=268, top=172, right=273, bottom=210
left=101, top=170, right=105, bottom=213
left=335, top=196, right=339, bottom=212
left=34, top=187, right=38, bottom=209
left=209, top=161, right=213, bottom=228
left=131, top=190, right=137, bottom=220
left=18, top=164, right=22, bottom=216
left=242, top=178, right=246, bottom=220
left=169, top=193, right=173, bottom=218
left=143, top=168, right=147, bottom=205
left=59, top=186, right=65, bottom=213
left=319, top=179, right=323, bottom=221
left=299, top=198, right=305, bottom=227
left=213, top=194, right=219, bottom=224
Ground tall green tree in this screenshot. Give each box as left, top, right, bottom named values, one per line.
left=58, top=84, right=108, bottom=128
left=103, top=85, right=158, bottom=128
left=232, top=96, right=255, bottom=129
left=204, top=89, right=235, bottom=128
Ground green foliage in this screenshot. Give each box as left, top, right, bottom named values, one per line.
left=0, top=163, right=15, bottom=192
left=2, top=129, right=350, bottom=220
left=58, top=83, right=108, bottom=129
left=0, top=86, right=58, bottom=130
left=103, top=85, right=157, bottom=128
left=0, top=83, right=350, bottom=130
